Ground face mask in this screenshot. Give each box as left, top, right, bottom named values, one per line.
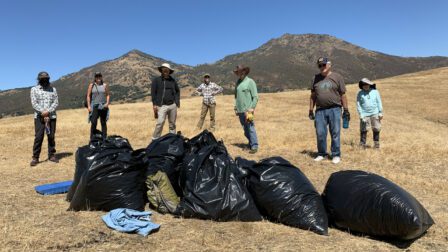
left=39, top=79, right=50, bottom=87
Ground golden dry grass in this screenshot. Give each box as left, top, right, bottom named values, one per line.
left=0, top=67, right=447, bottom=251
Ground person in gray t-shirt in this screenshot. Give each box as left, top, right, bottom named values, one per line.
left=309, top=57, right=350, bottom=164
left=87, top=72, right=110, bottom=141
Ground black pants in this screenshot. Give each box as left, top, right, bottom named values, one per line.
left=33, top=118, right=56, bottom=159
left=90, top=106, right=108, bottom=140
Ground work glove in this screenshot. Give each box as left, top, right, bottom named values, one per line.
left=343, top=109, right=350, bottom=121
left=246, top=111, right=254, bottom=123
left=309, top=110, right=315, bottom=120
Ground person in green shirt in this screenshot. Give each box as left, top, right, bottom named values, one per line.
left=233, top=65, right=259, bottom=153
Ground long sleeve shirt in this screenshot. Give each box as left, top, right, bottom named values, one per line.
left=196, top=82, right=223, bottom=105
left=356, top=89, right=383, bottom=118
left=30, top=85, right=59, bottom=119
left=234, top=76, right=259, bottom=113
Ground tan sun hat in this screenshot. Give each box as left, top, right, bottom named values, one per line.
left=158, top=63, right=174, bottom=74
left=359, top=78, right=376, bottom=89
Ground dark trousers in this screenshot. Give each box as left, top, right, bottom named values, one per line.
left=33, top=118, right=56, bottom=159
left=90, top=106, right=108, bottom=140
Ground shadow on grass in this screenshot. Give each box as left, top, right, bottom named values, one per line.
left=231, top=143, right=249, bottom=150
left=300, top=150, right=319, bottom=158
left=54, top=152, right=73, bottom=160
left=333, top=227, right=423, bottom=249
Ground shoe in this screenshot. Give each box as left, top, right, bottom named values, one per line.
left=332, top=157, right=341, bottom=164
left=359, top=142, right=367, bottom=149
left=249, top=148, right=258, bottom=154
left=30, top=158, right=39, bottom=166
left=314, top=156, right=325, bottom=162
left=374, top=141, right=380, bottom=149
left=49, top=156, right=59, bottom=163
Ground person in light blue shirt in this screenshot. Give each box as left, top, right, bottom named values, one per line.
left=356, top=78, right=383, bottom=148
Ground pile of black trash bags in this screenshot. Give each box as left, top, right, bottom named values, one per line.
left=67, top=130, right=434, bottom=240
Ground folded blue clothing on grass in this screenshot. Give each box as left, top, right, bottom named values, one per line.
left=102, top=208, right=160, bottom=236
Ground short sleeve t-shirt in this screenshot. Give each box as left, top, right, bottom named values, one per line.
left=311, top=72, right=346, bottom=109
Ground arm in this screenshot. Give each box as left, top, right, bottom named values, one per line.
left=213, top=83, right=223, bottom=95
left=87, top=83, right=93, bottom=111
left=339, top=78, right=348, bottom=110
left=248, top=80, right=259, bottom=111
left=309, top=92, right=316, bottom=111
left=356, top=93, right=364, bottom=118
left=47, top=87, right=59, bottom=113
left=30, top=88, right=44, bottom=114
left=175, top=80, right=180, bottom=108
left=150, top=79, right=157, bottom=108
left=341, top=93, right=348, bottom=110
left=104, top=83, right=111, bottom=107
left=376, top=91, right=383, bottom=116
left=195, top=84, right=203, bottom=96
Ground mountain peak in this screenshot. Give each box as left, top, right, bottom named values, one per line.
left=122, top=49, right=147, bottom=57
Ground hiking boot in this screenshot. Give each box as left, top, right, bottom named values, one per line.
left=374, top=141, right=380, bottom=149
left=249, top=148, right=258, bottom=154
left=49, top=155, right=59, bottom=163
left=359, top=142, right=367, bottom=149
left=314, top=156, right=325, bottom=162
left=332, top=156, right=341, bottom=164
left=30, top=158, right=39, bottom=167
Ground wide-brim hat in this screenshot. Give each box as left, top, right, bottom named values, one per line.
left=233, top=65, right=250, bottom=75
left=158, top=63, right=174, bottom=74
left=359, top=78, right=376, bottom=89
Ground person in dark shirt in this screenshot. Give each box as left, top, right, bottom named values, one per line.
left=151, top=63, right=180, bottom=140
left=309, top=57, right=350, bottom=164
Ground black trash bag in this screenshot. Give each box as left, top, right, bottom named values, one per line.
left=66, top=143, right=101, bottom=202
left=234, top=157, right=256, bottom=186
left=146, top=133, right=186, bottom=196
left=69, top=137, right=147, bottom=211
left=246, top=157, right=328, bottom=235
left=322, top=170, right=434, bottom=240
left=146, top=133, right=186, bottom=158
left=66, top=133, right=122, bottom=202
left=177, top=143, right=262, bottom=221
left=186, top=130, right=218, bottom=153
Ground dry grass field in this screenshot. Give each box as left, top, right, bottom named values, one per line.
left=0, top=67, right=447, bottom=251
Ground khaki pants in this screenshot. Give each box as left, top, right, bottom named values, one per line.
left=360, top=115, right=381, bottom=132
left=152, top=103, right=177, bottom=140
left=197, top=103, right=216, bottom=130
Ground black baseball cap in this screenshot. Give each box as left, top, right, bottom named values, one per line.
left=317, top=57, right=330, bottom=65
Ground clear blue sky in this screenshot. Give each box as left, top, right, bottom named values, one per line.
left=1, top=0, right=447, bottom=89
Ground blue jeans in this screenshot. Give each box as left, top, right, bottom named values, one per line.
left=315, top=107, right=341, bottom=157
left=238, top=113, right=259, bottom=149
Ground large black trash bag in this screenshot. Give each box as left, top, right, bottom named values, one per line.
left=186, top=130, right=218, bottom=153
left=246, top=157, right=328, bottom=235
left=66, top=131, right=112, bottom=202
left=146, top=133, right=186, bottom=196
left=69, top=137, right=147, bottom=211
left=234, top=157, right=256, bottom=186
left=322, top=170, right=434, bottom=240
left=177, top=143, right=262, bottom=221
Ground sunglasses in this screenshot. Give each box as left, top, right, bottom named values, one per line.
left=318, top=64, right=327, bottom=68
